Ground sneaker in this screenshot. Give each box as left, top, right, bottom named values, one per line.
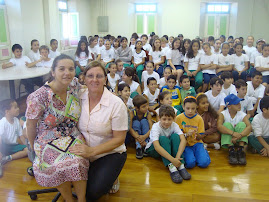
left=143, top=151, right=149, bottom=157
left=228, top=148, right=238, bottom=165
left=0, top=164, right=3, bottom=178
left=170, top=171, right=183, bottom=183
left=178, top=168, right=191, bottom=180
left=1, top=156, right=11, bottom=166
left=237, top=149, right=247, bottom=165
left=136, top=148, right=143, bottom=159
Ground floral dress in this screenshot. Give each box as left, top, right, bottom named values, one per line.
left=26, top=78, right=89, bottom=187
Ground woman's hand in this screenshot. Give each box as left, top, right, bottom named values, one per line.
left=69, top=144, right=94, bottom=158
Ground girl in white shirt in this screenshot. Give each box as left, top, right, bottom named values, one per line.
left=107, top=63, right=120, bottom=93
left=232, top=43, right=249, bottom=81
left=75, top=40, right=92, bottom=76
left=149, top=38, right=165, bottom=77
left=255, top=44, right=269, bottom=86
left=216, top=43, right=234, bottom=76
left=88, top=37, right=101, bottom=60
left=131, top=40, right=146, bottom=83
left=98, top=37, right=105, bottom=51
left=129, top=37, right=136, bottom=51
left=28, top=39, right=40, bottom=62
left=48, top=39, right=60, bottom=59
left=120, top=67, right=142, bottom=97
left=160, top=67, right=172, bottom=88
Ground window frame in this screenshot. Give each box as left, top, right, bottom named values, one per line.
left=58, top=0, right=68, bottom=12
left=206, top=3, right=230, bottom=14
left=135, top=3, right=157, bottom=13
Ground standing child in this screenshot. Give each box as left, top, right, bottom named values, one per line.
left=146, top=105, right=191, bottom=183
left=255, top=44, right=269, bottom=86
left=143, top=77, right=160, bottom=113
left=88, top=37, right=101, bottom=60
left=28, top=39, right=40, bottom=62
left=101, top=40, right=115, bottom=69
left=175, top=97, right=211, bottom=169
left=129, top=95, right=152, bottom=159
left=149, top=38, right=165, bottom=77
left=141, top=61, right=160, bottom=92
left=131, top=40, right=146, bottom=82
left=48, top=39, right=61, bottom=59
left=200, top=42, right=218, bottom=92
left=0, top=99, right=28, bottom=177
left=179, top=75, right=196, bottom=112
left=75, top=40, right=92, bottom=76
left=107, top=63, right=120, bottom=93
left=205, top=77, right=226, bottom=113
left=243, top=36, right=256, bottom=59
left=184, top=39, right=203, bottom=90
left=216, top=42, right=234, bottom=76
left=217, top=94, right=252, bottom=165
left=232, top=43, right=249, bottom=81
left=249, top=97, right=269, bottom=157
left=220, top=72, right=237, bottom=96
left=160, top=67, right=172, bottom=88
left=196, top=93, right=221, bottom=150
left=120, top=67, right=142, bottom=97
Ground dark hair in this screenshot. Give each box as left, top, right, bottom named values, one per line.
left=117, top=35, right=122, bottom=39
left=39, top=45, right=50, bottom=53
left=159, top=105, right=175, bottom=118
left=152, top=38, right=161, bottom=52
left=196, top=94, right=218, bottom=119
left=0, top=99, right=16, bottom=116
left=145, top=61, right=154, bottom=67
left=183, top=97, right=197, bottom=105
left=235, top=79, right=247, bottom=89
left=84, top=60, right=107, bottom=77
left=30, top=39, right=39, bottom=49
left=264, top=85, right=269, bottom=96
left=113, top=38, right=120, bottom=48
left=147, top=77, right=157, bottom=85
left=141, top=34, right=148, bottom=39
left=120, top=37, right=128, bottom=43
left=78, top=72, right=84, bottom=78
left=118, top=83, right=130, bottom=92
left=221, top=42, right=230, bottom=49
left=239, top=37, right=244, bottom=40
left=107, top=62, right=116, bottom=73
left=208, top=36, right=215, bottom=41
left=50, top=39, right=58, bottom=45
left=178, top=34, right=183, bottom=38
left=150, top=32, right=155, bottom=37
left=12, top=44, right=22, bottom=52
left=210, top=77, right=224, bottom=86
left=167, top=75, right=177, bottom=82
left=220, top=35, right=226, bottom=41
left=171, top=37, right=181, bottom=51
left=202, top=42, right=211, bottom=49
left=115, top=59, right=123, bottom=65
left=220, top=71, right=233, bottom=80
left=88, top=37, right=97, bottom=46
left=135, top=40, right=143, bottom=50
left=124, top=67, right=139, bottom=83
left=94, top=34, right=99, bottom=38
left=158, top=91, right=171, bottom=105
left=182, top=38, right=191, bottom=55
left=228, top=36, right=234, bottom=40
left=180, top=75, right=190, bottom=83
left=260, top=96, right=269, bottom=111
left=234, top=43, right=243, bottom=49
left=251, top=70, right=262, bottom=78
left=80, top=36, right=88, bottom=43
left=163, top=66, right=172, bottom=73
left=75, top=40, right=89, bottom=57
left=131, top=33, right=139, bottom=40
left=133, top=94, right=148, bottom=108
left=162, top=35, right=168, bottom=41
left=262, top=43, right=269, bottom=50
left=186, top=39, right=200, bottom=59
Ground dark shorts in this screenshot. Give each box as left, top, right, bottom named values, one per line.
left=262, top=75, right=269, bottom=84
left=0, top=143, right=26, bottom=156
left=166, top=65, right=184, bottom=70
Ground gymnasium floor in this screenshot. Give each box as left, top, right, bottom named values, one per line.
left=0, top=146, right=269, bottom=201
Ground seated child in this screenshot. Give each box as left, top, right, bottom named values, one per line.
left=249, top=97, right=269, bottom=156
left=216, top=42, right=234, bottom=76
left=143, top=77, right=160, bottom=114
left=145, top=105, right=191, bottom=183
left=235, top=79, right=254, bottom=117
left=75, top=40, right=92, bottom=76
left=175, top=96, right=211, bottom=169
left=232, top=43, right=249, bottom=81
left=129, top=95, right=152, bottom=159
left=159, top=67, right=172, bottom=88
left=220, top=72, right=237, bottom=96
left=217, top=94, right=252, bottom=165
left=161, top=75, right=182, bottom=112
left=116, top=59, right=124, bottom=80
left=48, top=39, right=61, bottom=59
left=101, top=39, right=115, bottom=68
left=179, top=75, right=196, bottom=112
left=107, top=63, right=120, bottom=93
left=247, top=71, right=265, bottom=113
left=255, top=43, right=269, bottom=86
left=196, top=93, right=221, bottom=150
left=141, top=61, right=160, bottom=92
left=205, top=77, right=226, bottom=113
left=257, top=85, right=269, bottom=114
left=0, top=99, right=28, bottom=177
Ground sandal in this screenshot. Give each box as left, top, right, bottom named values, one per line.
left=109, top=178, right=120, bottom=194
left=27, top=166, right=34, bottom=176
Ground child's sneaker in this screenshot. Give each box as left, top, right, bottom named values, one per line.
left=0, top=164, right=3, bottom=178
left=136, top=148, right=143, bottom=159
left=0, top=155, right=11, bottom=166
left=168, top=164, right=183, bottom=183
left=228, top=147, right=238, bottom=165
left=143, top=151, right=149, bottom=157
left=237, top=148, right=247, bottom=165
left=178, top=168, right=191, bottom=180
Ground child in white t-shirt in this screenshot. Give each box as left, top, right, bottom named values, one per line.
left=250, top=39, right=265, bottom=67
left=141, top=34, right=152, bottom=53
left=205, top=77, right=226, bottom=113
left=149, top=38, right=165, bottom=77
left=0, top=99, right=28, bottom=177
left=101, top=40, right=115, bottom=69
left=28, top=39, right=40, bottom=62
left=141, top=61, right=160, bottom=92
left=131, top=40, right=146, bottom=83
left=212, top=39, right=221, bottom=55
left=36, top=45, right=54, bottom=68
left=159, top=67, right=172, bottom=88
left=160, top=37, right=170, bottom=58
left=107, top=63, right=120, bottom=93
left=220, top=72, right=237, bottom=96
left=232, top=43, right=249, bottom=81
left=75, top=40, right=92, bottom=76
left=216, top=43, right=234, bottom=76
left=48, top=39, right=61, bottom=59
left=255, top=44, right=269, bottom=86
left=249, top=96, right=269, bottom=156
left=145, top=105, right=190, bottom=183
left=88, top=37, right=101, bottom=60
left=143, top=77, right=160, bottom=114
left=243, top=36, right=256, bottom=59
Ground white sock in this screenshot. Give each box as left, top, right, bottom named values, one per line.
left=179, top=164, right=185, bottom=170
left=204, top=144, right=208, bottom=149
left=168, top=163, right=177, bottom=173
left=213, top=143, right=220, bottom=150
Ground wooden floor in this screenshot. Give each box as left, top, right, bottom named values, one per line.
left=1, top=147, right=269, bottom=202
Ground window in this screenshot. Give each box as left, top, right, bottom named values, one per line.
left=58, top=0, right=67, bottom=12
left=207, top=4, right=229, bottom=13
left=135, top=4, right=157, bottom=13
left=0, top=5, right=11, bottom=60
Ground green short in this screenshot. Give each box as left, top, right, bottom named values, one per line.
left=0, top=143, right=26, bottom=156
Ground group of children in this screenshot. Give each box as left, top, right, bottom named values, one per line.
left=1, top=33, right=269, bottom=184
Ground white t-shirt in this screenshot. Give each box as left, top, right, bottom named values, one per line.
left=28, top=50, right=40, bottom=62
left=155, top=107, right=178, bottom=116
left=252, top=113, right=269, bottom=138
left=200, top=54, right=218, bottom=74
left=99, top=45, right=105, bottom=52
left=107, top=73, right=120, bottom=91
left=159, top=77, right=166, bottom=88
left=143, top=88, right=160, bottom=106
left=48, top=50, right=61, bottom=59
left=119, top=80, right=140, bottom=94
left=166, top=49, right=183, bottom=66
left=0, top=117, right=22, bottom=145
left=218, top=54, right=234, bottom=66
left=198, top=49, right=205, bottom=55
left=184, top=53, right=201, bottom=71
left=221, top=109, right=247, bottom=127
left=161, top=46, right=170, bottom=57
left=75, top=52, right=92, bottom=66
left=141, top=71, right=160, bottom=92
left=149, top=50, right=165, bottom=64
left=211, top=47, right=221, bottom=55
left=246, top=81, right=265, bottom=104
left=221, top=84, right=237, bottom=96
left=101, top=48, right=115, bottom=63
left=205, top=90, right=226, bottom=111
left=132, top=49, right=146, bottom=64
left=9, top=56, right=31, bottom=66
left=36, top=58, right=54, bottom=68
left=89, top=46, right=101, bottom=60
left=250, top=49, right=262, bottom=64
left=143, top=43, right=152, bottom=52
left=243, top=45, right=256, bottom=59
left=233, top=54, right=249, bottom=71
left=255, top=55, right=269, bottom=76
left=240, top=95, right=254, bottom=113
left=130, top=44, right=135, bottom=51
left=145, top=122, right=183, bottom=149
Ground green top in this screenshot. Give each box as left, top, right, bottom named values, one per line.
left=180, top=87, right=196, bottom=104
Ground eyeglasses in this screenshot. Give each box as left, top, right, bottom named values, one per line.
left=86, top=74, right=105, bottom=79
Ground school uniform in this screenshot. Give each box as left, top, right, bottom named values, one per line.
left=205, top=90, right=226, bottom=111
left=255, top=55, right=269, bottom=84
left=166, top=49, right=183, bottom=69
left=48, top=50, right=61, bottom=59
left=141, top=71, right=160, bottom=92
left=101, top=48, right=115, bottom=68
left=161, top=85, right=181, bottom=109
left=119, top=80, right=140, bottom=98
left=217, top=54, right=234, bottom=76
left=149, top=49, right=165, bottom=77
left=243, top=45, right=256, bottom=59
left=28, top=50, right=40, bottom=62
left=239, top=95, right=253, bottom=114
left=200, top=54, right=218, bottom=84
left=131, top=49, right=146, bottom=82
left=232, top=54, right=249, bottom=81
left=107, top=73, right=120, bottom=91
left=246, top=81, right=265, bottom=105
left=221, top=84, right=237, bottom=96
left=143, top=88, right=160, bottom=106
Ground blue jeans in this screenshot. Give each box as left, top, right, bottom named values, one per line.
left=262, top=75, right=269, bottom=84
left=154, top=65, right=164, bottom=77
left=132, top=119, right=150, bottom=148
left=203, top=73, right=217, bottom=84
left=183, top=143, right=211, bottom=168
left=232, top=70, right=247, bottom=81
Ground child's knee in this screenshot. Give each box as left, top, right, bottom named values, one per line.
left=185, top=160, right=196, bottom=169
left=197, top=158, right=210, bottom=168
left=159, top=136, right=170, bottom=144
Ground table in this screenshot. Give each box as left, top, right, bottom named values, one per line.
left=0, top=66, right=51, bottom=99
